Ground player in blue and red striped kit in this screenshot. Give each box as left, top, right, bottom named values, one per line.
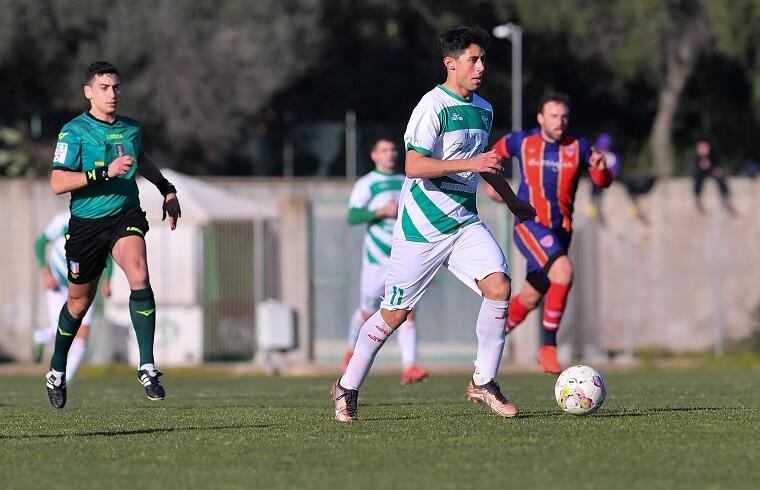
left=486, top=92, right=613, bottom=373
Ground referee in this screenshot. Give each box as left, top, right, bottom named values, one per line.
left=46, top=61, right=181, bottom=409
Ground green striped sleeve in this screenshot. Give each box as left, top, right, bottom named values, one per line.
left=406, top=144, right=432, bottom=157
left=347, top=207, right=378, bottom=225
left=34, top=234, right=49, bottom=267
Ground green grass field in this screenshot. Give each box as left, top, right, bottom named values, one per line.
left=1, top=368, right=759, bottom=489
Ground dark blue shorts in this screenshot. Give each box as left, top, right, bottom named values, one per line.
left=513, top=221, right=572, bottom=276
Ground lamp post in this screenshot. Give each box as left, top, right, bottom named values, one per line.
left=493, top=23, right=528, bottom=363
left=492, top=23, right=522, bottom=179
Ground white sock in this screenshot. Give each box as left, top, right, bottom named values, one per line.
left=66, top=338, right=87, bottom=380
left=34, top=327, right=53, bottom=345
left=473, top=298, right=509, bottom=385
left=139, top=362, right=157, bottom=376
left=346, top=308, right=364, bottom=349
left=340, top=310, right=394, bottom=390
left=397, top=318, right=417, bottom=369
left=49, top=369, right=65, bottom=384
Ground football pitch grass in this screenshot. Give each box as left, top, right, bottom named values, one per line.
left=1, top=368, right=759, bottom=489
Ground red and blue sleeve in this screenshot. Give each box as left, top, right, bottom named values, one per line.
left=582, top=137, right=613, bottom=188
left=492, top=132, right=523, bottom=158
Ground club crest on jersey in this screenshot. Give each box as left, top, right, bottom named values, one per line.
left=564, top=145, right=575, bottom=156
left=539, top=235, right=555, bottom=248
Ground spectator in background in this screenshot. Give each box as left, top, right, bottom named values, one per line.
left=693, top=140, right=735, bottom=214
left=587, top=133, right=622, bottom=224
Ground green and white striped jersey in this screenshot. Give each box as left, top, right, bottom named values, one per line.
left=348, top=169, right=404, bottom=264
left=43, top=211, right=70, bottom=287
left=399, top=85, right=493, bottom=242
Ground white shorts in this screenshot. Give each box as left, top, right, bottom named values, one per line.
left=381, top=221, right=510, bottom=311
left=46, top=286, right=95, bottom=329
left=359, top=258, right=387, bottom=313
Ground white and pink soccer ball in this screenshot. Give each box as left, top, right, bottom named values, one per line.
left=555, top=365, right=606, bottom=416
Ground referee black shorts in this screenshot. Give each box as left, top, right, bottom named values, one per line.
left=65, top=206, right=150, bottom=284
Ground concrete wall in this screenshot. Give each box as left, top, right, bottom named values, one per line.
left=2, top=176, right=758, bottom=362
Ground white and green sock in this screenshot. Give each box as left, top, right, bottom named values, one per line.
left=397, top=318, right=417, bottom=369
left=473, top=298, right=509, bottom=385
left=65, top=337, right=87, bottom=380
left=340, top=310, right=394, bottom=390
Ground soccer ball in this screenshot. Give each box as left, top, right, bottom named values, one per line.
left=555, top=365, right=606, bottom=416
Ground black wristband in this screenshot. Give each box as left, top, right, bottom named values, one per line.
left=157, top=178, right=177, bottom=197
left=85, top=167, right=109, bottom=184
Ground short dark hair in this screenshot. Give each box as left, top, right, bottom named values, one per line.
left=439, top=26, right=491, bottom=59
left=85, top=61, right=119, bottom=85
left=538, top=91, right=571, bottom=113
left=370, top=136, right=395, bottom=151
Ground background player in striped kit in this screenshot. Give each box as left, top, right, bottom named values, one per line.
left=331, top=26, right=536, bottom=422
left=342, top=137, right=428, bottom=385
left=33, top=209, right=112, bottom=379
left=486, top=92, right=613, bottom=374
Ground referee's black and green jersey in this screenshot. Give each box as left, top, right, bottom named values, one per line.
left=53, top=112, right=144, bottom=219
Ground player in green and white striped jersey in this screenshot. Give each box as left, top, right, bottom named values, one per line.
left=32, top=210, right=112, bottom=379
left=342, top=137, right=428, bottom=385
left=332, top=26, right=536, bottom=422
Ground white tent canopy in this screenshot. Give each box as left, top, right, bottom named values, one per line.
left=137, top=169, right=277, bottom=224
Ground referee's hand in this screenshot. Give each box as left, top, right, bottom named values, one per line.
left=162, top=194, right=181, bottom=230
left=108, top=155, right=135, bottom=178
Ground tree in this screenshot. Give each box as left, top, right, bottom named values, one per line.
left=0, top=0, right=322, bottom=172
left=514, top=0, right=713, bottom=176
left=707, top=0, right=760, bottom=117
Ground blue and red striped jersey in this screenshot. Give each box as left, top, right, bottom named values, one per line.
left=493, top=128, right=603, bottom=232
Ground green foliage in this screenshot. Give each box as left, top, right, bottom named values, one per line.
left=0, top=0, right=322, bottom=170
left=4, top=0, right=760, bottom=174
left=0, top=126, right=31, bottom=176
left=706, top=0, right=760, bottom=118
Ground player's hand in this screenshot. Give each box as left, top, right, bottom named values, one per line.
left=162, top=193, right=181, bottom=230
left=506, top=197, right=536, bottom=222
left=469, top=150, right=504, bottom=174
left=375, top=201, right=398, bottom=219
left=100, top=280, right=112, bottom=298
left=589, top=147, right=607, bottom=171
left=40, top=267, right=59, bottom=291
left=107, top=155, right=135, bottom=178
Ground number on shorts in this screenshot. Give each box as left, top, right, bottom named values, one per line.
left=390, top=286, right=404, bottom=306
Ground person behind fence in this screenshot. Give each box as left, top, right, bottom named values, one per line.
left=485, top=91, right=613, bottom=374
left=33, top=209, right=112, bottom=379
left=342, top=136, right=429, bottom=385
left=331, top=26, right=536, bottom=422
left=693, top=139, right=735, bottom=214
left=45, top=61, right=181, bottom=409
left=586, top=132, right=621, bottom=223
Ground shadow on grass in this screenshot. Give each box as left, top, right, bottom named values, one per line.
left=361, top=414, right=424, bottom=421
left=362, top=401, right=441, bottom=407
left=0, top=424, right=275, bottom=441
left=520, top=406, right=735, bottom=419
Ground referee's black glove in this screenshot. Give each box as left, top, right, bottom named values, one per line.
left=162, top=196, right=181, bottom=228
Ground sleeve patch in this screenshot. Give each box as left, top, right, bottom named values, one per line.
left=53, top=142, right=69, bottom=164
